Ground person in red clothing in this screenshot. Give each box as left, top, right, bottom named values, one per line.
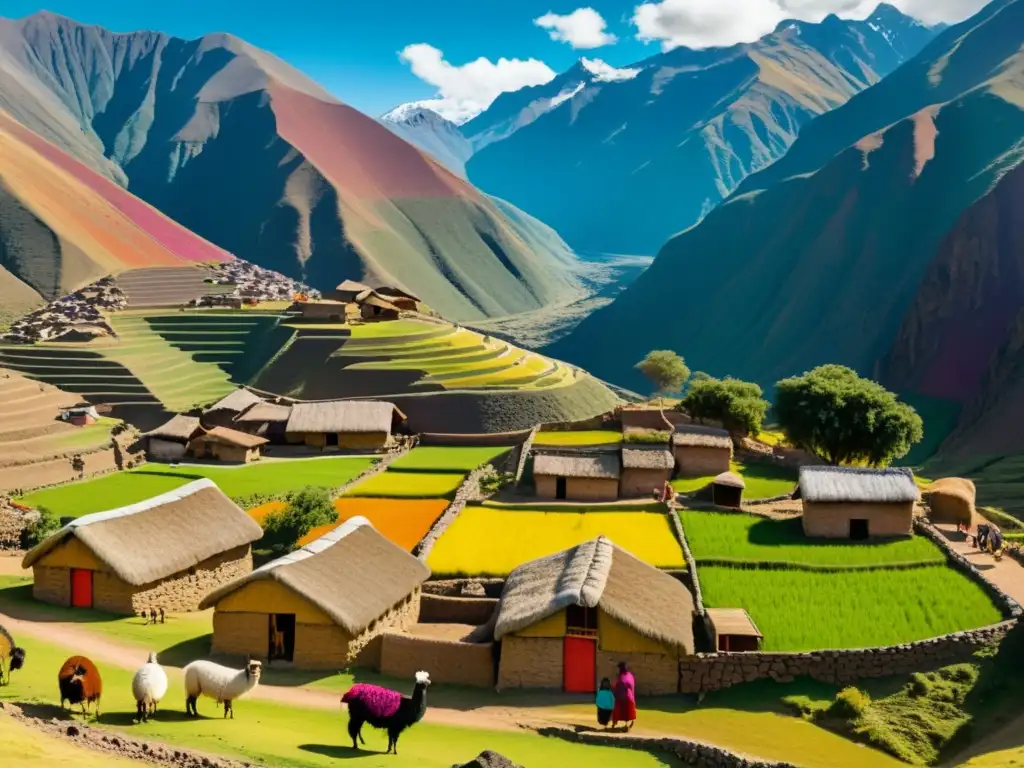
left=611, top=661, right=637, bottom=730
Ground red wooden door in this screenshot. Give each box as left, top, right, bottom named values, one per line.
left=70, top=569, right=93, bottom=608
left=563, top=636, right=596, bottom=693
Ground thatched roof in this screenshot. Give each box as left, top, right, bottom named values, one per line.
left=921, top=477, right=976, bottom=504
left=143, top=414, right=201, bottom=442
left=672, top=425, right=732, bottom=449
left=22, top=479, right=262, bottom=586
left=533, top=453, right=621, bottom=479
left=285, top=400, right=401, bottom=434
left=713, top=471, right=745, bottom=489
left=234, top=401, right=293, bottom=424
left=799, top=466, right=919, bottom=504
left=493, top=537, right=693, bottom=652
left=360, top=293, right=400, bottom=311
left=622, top=448, right=674, bottom=471
left=374, top=285, right=421, bottom=302
left=201, top=426, right=268, bottom=449
left=706, top=608, right=762, bottom=638
left=335, top=279, right=373, bottom=294
left=200, top=518, right=429, bottom=633
left=205, top=388, right=263, bottom=414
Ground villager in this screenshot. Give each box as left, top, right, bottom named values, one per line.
left=612, top=661, right=637, bottom=730
left=596, top=677, right=614, bottom=728
left=977, top=523, right=992, bottom=551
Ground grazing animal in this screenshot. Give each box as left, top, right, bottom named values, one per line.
left=183, top=659, right=261, bottom=718
left=58, top=656, right=102, bottom=716
left=131, top=652, right=168, bottom=723
left=0, top=624, right=25, bottom=686
left=341, top=671, right=431, bottom=755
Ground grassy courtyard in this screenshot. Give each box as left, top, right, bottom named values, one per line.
left=532, top=430, right=624, bottom=446
left=671, top=461, right=798, bottom=499
left=345, top=469, right=466, bottom=498
left=387, top=445, right=512, bottom=473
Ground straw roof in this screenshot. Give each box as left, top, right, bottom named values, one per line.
left=921, top=477, right=976, bottom=504
left=335, top=279, right=373, bottom=294
left=706, top=608, right=762, bottom=638
left=672, top=425, right=732, bottom=449
left=360, top=293, right=400, bottom=311
left=205, top=388, right=263, bottom=414
left=622, top=447, right=675, bottom=470
left=493, top=537, right=693, bottom=652
left=234, top=401, right=293, bottom=424
left=143, top=414, right=201, bottom=442
left=285, top=400, right=400, bottom=434
left=200, top=518, right=429, bottom=633
left=713, top=471, right=745, bottom=489
left=201, top=426, right=268, bottom=449
left=374, top=285, right=422, bottom=302
left=533, top=453, right=621, bottom=479
left=799, top=466, right=919, bottom=504
left=22, top=479, right=262, bottom=586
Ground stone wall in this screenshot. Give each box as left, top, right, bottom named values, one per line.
left=415, top=465, right=488, bottom=560
left=497, top=635, right=563, bottom=690
left=668, top=509, right=704, bottom=617
left=673, top=445, right=731, bottom=478
left=130, top=545, right=253, bottom=614
left=422, top=578, right=506, bottom=598
left=513, top=426, right=538, bottom=484
left=419, top=594, right=498, bottom=625
left=380, top=632, right=495, bottom=687
left=0, top=501, right=24, bottom=549
left=596, top=650, right=679, bottom=695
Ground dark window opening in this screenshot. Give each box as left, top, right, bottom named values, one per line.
left=566, top=604, right=598, bottom=637
left=556, top=476, right=567, bottom=500
left=850, top=519, right=870, bottom=540
left=269, top=613, right=296, bottom=662
left=325, top=432, right=339, bottom=447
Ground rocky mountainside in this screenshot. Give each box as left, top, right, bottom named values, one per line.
left=465, top=4, right=937, bottom=255
left=0, top=11, right=585, bottom=322
left=380, top=106, right=473, bottom=177
left=550, top=0, right=1024, bottom=457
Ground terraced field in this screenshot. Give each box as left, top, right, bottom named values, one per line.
left=114, top=266, right=232, bottom=308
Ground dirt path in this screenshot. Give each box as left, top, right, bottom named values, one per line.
left=935, top=523, right=1024, bottom=606
left=0, top=553, right=27, bottom=577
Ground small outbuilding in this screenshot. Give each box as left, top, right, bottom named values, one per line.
left=711, top=472, right=745, bottom=508
left=201, top=518, right=429, bottom=669
left=233, top=401, right=293, bottom=442
left=374, top=285, right=421, bottom=311
left=284, top=400, right=405, bottom=450
left=59, top=403, right=99, bottom=426
left=672, top=426, right=732, bottom=477
left=921, top=478, right=976, bottom=526
left=359, top=293, right=401, bottom=321
left=142, top=414, right=202, bottom=461
left=22, top=479, right=262, bottom=614
left=705, top=608, right=762, bottom=652
left=328, top=279, right=374, bottom=303
left=202, top=389, right=264, bottom=428
left=287, top=300, right=357, bottom=323
left=494, top=536, right=694, bottom=694
left=533, top=452, right=621, bottom=502
left=620, top=447, right=674, bottom=499
left=799, top=466, right=920, bottom=540
left=188, top=426, right=268, bottom=463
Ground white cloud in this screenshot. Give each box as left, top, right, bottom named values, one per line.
left=580, top=58, right=643, bottom=82
left=398, top=44, right=556, bottom=124
left=632, top=0, right=988, bottom=51
left=534, top=7, right=618, bottom=49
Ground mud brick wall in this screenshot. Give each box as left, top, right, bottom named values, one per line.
left=596, top=650, right=679, bottom=695
left=380, top=633, right=495, bottom=687
left=419, top=594, right=498, bottom=625
left=497, top=635, right=562, bottom=690
left=130, top=545, right=253, bottom=614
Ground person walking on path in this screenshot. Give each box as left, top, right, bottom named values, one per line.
left=612, top=661, right=637, bottom=730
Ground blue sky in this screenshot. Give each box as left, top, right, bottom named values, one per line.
left=5, top=1, right=986, bottom=119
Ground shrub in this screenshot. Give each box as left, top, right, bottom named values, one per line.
left=479, top=465, right=515, bottom=495
left=20, top=506, right=61, bottom=548
left=261, top=486, right=336, bottom=550
left=828, top=687, right=871, bottom=718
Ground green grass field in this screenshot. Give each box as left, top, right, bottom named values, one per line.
left=681, top=510, right=946, bottom=568
left=345, top=470, right=466, bottom=498
left=387, top=445, right=512, bottom=473
left=698, top=565, right=1003, bottom=651
left=672, top=461, right=798, bottom=499
left=18, top=457, right=377, bottom=516
left=532, top=430, right=624, bottom=446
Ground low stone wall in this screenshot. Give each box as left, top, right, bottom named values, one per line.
left=669, top=508, right=704, bottom=617
left=418, top=430, right=533, bottom=447
left=678, top=620, right=1014, bottom=693
left=422, top=578, right=505, bottom=598
left=379, top=632, right=495, bottom=687
left=415, top=464, right=489, bottom=560
left=419, top=593, right=498, bottom=625
left=513, top=426, right=538, bottom=484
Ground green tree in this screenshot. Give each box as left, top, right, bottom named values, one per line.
left=261, top=486, right=336, bottom=550
left=635, top=350, right=690, bottom=401
left=774, top=365, right=923, bottom=466
left=20, top=506, right=61, bottom=549
left=679, top=375, right=769, bottom=437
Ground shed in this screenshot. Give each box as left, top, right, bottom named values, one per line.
left=188, top=426, right=268, bottom=463
left=705, top=608, right=762, bottom=652
left=59, top=404, right=99, bottom=426
left=372, top=287, right=419, bottom=311
left=287, top=300, right=357, bottom=323
left=921, top=478, right=975, bottom=526
left=359, top=293, right=401, bottom=321
left=143, top=414, right=202, bottom=461
left=233, top=401, right=293, bottom=441
left=285, top=400, right=405, bottom=450
left=620, top=447, right=674, bottom=499
left=711, top=471, right=745, bottom=508
left=22, top=479, right=262, bottom=614
left=493, top=536, right=694, bottom=694
left=201, top=518, right=429, bottom=669
left=202, top=389, right=264, bottom=427
left=329, top=279, right=374, bottom=303
left=672, top=426, right=732, bottom=477
left=799, top=466, right=919, bottom=539
left=533, top=452, right=621, bottom=502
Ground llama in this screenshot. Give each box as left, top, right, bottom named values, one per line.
left=183, top=659, right=261, bottom=718
left=341, top=671, right=430, bottom=755
left=0, top=624, right=25, bottom=686
left=131, top=652, right=168, bottom=723
left=58, top=656, right=102, bottom=716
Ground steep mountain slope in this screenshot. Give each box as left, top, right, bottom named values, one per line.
left=380, top=106, right=473, bottom=177
left=549, top=0, right=1024, bottom=416
left=466, top=5, right=936, bottom=255
left=0, top=11, right=585, bottom=322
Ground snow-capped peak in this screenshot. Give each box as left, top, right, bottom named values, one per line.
left=381, top=102, right=444, bottom=124
left=580, top=58, right=642, bottom=83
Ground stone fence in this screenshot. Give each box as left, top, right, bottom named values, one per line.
left=513, top=426, right=538, bottom=484
left=668, top=507, right=705, bottom=616
left=380, top=632, right=495, bottom=688
left=419, top=593, right=498, bottom=625
left=415, top=464, right=490, bottom=561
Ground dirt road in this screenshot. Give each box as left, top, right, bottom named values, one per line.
left=935, top=524, right=1024, bottom=606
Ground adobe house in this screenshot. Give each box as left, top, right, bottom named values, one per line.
left=705, top=608, right=762, bottom=652
left=21, top=479, right=262, bottom=614
left=799, top=466, right=919, bottom=540
left=533, top=452, right=621, bottom=502
left=286, top=299, right=357, bottom=323
left=328, top=279, right=374, bottom=303
left=59, top=403, right=99, bottom=426
left=359, top=293, right=401, bottom=321
left=202, top=388, right=264, bottom=428
left=494, top=536, right=694, bottom=695
left=142, top=414, right=202, bottom=461
left=201, top=518, right=429, bottom=669
left=672, top=425, right=732, bottom=477
left=711, top=471, right=745, bottom=508
left=188, top=426, right=268, bottom=463
left=233, top=401, right=293, bottom=442
left=374, top=285, right=421, bottom=311
left=284, top=400, right=405, bottom=450
left=619, top=447, right=674, bottom=499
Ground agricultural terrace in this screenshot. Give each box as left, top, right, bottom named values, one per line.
left=18, top=456, right=376, bottom=516
left=681, top=510, right=946, bottom=567
left=298, top=498, right=450, bottom=550
left=672, top=461, right=798, bottom=499
left=387, top=445, right=512, bottom=472
left=698, top=565, right=1003, bottom=651
left=532, top=430, right=623, bottom=446
left=345, top=469, right=466, bottom=498
left=427, top=503, right=685, bottom=576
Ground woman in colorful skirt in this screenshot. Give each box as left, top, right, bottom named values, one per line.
left=612, top=661, right=637, bottom=730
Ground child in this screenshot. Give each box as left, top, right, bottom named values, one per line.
left=596, top=678, right=614, bottom=728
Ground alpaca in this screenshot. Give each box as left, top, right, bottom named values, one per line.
left=183, top=659, right=261, bottom=718
left=58, top=656, right=102, bottom=716
left=341, top=671, right=430, bottom=755
left=0, top=624, right=25, bottom=686
left=131, top=652, right=168, bottom=723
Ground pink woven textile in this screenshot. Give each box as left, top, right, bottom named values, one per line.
left=342, top=684, right=402, bottom=718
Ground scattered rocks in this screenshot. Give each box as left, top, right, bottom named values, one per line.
left=191, top=261, right=319, bottom=308
left=455, top=750, right=524, bottom=768
left=2, top=277, right=124, bottom=344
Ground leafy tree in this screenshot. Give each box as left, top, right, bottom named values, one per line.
left=20, top=506, right=61, bottom=549
left=774, top=365, right=923, bottom=466
left=261, top=486, right=336, bottom=550
left=680, top=375, right=769, bottom=437
left=635, top=350, right=690, bottom=400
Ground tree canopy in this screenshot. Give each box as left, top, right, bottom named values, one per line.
left=635, top=350, right=690, bottom=397
left=680, top=375, right=769, bottom=437
left=774, top=365, right=923, bottom=466
left=261, top=486, right=336, bottom=550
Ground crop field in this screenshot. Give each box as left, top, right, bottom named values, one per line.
left=681, top=510, right=946, bottom=567
left=533, top=430, right=623, bottom=446
left=298, top=498, right=450, bottom=550
left=345, top=469, right=466, bottom=498
left=19, top=456, right=377, bottom=516
left=387, top=445, right=512, bottom=472
left=427, top=505, right=685, bottom=575
left=698, top=565, right=1004, bottom=651
left=672, top=461, right=798, bottom=499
